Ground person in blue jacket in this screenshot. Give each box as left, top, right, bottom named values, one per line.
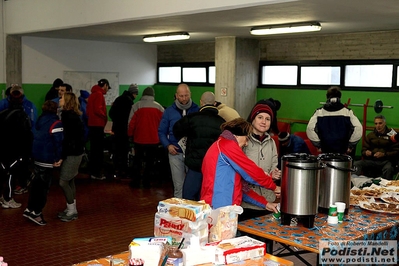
left=78, top=90, right=90, bottom=143
left=277, top=132, right=310, bottom=168
left=158, top=84, right=199, bottom=198
left=23, top=100, right=63, bottom=226
left=0, top=85, right=37, bottom=128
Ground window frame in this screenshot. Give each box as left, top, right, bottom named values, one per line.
left=259, top=59, right=399, bottom=92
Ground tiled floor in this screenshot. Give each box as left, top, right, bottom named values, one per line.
left=1, top=173, right=174, bottom=266
left=1, top=171, right=316, bottom=266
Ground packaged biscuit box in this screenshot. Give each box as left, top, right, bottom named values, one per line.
left=157, top=198, right=211, bottom=222
left=208, top=236, right=266, bottom=265
left=154, top=213, right=209, bottom=247
left=154, top=212, right=207, bottom=233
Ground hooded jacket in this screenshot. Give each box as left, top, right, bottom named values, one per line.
left=87, top=85, right=107, bottom=127
left=128, top=95, right=164, bottom=144
left=32, top=112, right=63, bottom=168
left=306, top=98, right=362, bottom=153
left=173, top=105, right=225, bottom=171
left=241, top=133, right=278, bottom=210
left=0, top=95, right=38, bottom=128
left=200, top=130, right=276, bottom=209
left=109, top=90, right=135, bottom=134
left=158, top=101, right=199, bottom=153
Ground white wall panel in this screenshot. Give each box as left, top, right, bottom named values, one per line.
left=21, top=36, right=157, bottom=85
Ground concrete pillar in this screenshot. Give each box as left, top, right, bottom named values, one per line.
left=215, top=37, right=259, bottom=118
left=6, top=35, right=22, bottom=86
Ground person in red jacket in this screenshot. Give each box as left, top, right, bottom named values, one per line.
left=200, top=118, right=280, bottom=210
left=128, top=87, right=164, bottom=187
left=86, top=79, right=110, bottom=180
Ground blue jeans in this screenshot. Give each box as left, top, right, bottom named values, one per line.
left=182, top=169, right=203, bottom=201
left=168, top=153, right=187, bottom=198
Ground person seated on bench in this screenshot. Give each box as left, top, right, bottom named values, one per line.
left=354, top=115, right=399, bottom=180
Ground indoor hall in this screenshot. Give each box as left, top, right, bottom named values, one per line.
left=1, top=173, right=317, bottom=266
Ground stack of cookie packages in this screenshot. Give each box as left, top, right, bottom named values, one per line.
left=154, top=198, right=211, bottom=248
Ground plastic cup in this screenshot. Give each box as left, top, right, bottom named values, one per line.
left=328, top=205, right=337, bottom=216
left=335, top=202, right=346, bottom=212
left=335, top=202, right=346, bottom=223
left=327, top=215, right=338, bottom=225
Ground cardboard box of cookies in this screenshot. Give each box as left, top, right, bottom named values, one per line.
left=208, top=236, right=266, bottom=264
left=157, top=198, right=211, bottom=222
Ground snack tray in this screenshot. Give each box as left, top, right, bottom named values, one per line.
left=380, top=192, right=399, bottom=205
left=358, top=199, right=399, bottom=214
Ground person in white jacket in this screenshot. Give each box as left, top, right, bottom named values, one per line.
left=306, top=86, right=362, bottom=155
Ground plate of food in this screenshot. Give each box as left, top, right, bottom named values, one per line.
left=385, top=180, right=399, bottom=187
left=380, top=193, right=399, bottom=204
left=359, top=201, right=399, bottom=214
left=350, top=194, right=372, bottom=206
left=351, top=188, right=384, bottom=198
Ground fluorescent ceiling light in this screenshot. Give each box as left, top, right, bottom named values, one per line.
left=143, top=32, right=190, bottom=43
left=250, top=22, right=321, bottom=35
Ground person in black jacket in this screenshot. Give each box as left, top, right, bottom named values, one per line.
left=57, top=92, right=85, bottom=222
left=109, top=84, right=139, bottom=179
left=45, top=78, right=63, bottom=102
left=173, top=91, right=225, bottom=200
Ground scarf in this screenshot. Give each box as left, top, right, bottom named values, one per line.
left=175, top=98, right=193, bottom=115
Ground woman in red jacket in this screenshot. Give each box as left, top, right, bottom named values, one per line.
left=200, top=118, right=280, bottom=210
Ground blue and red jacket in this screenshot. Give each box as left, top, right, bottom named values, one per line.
left=32, top=112, right=63, bottom=168
left=200, top=130, right=276, bottom=209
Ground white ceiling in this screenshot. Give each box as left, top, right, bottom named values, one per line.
left=19, top=0, right=399, bottom=44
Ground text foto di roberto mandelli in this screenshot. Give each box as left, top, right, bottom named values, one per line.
left=329, top=240, right=392, bottom=247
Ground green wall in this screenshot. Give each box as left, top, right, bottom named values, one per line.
left=258, top=87, right=399, bottom=157
left=153, top=85, right=214, bottom=107
left=8, top=83, right=399, bottom=158
left=11, top=84, right=399, bottom=132
left=258, top=88, right=399, bottom=131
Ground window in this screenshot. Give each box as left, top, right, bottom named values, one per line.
left=209, top=66, right=216, bottom=84
left=182, top=67, right=206, bottom=83
left=259, top=60, right=399, bottom=91
left=157, top=63, right=214, bottom=84
left=301, top=66, right=340, bottom=85
left=158, top=67, right=181, bottom=83
left=345, top=65, right=393, bottom=87
left=262, top=65, right=298, bottom=85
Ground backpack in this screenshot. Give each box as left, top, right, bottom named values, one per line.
left=0, top=105, right=33, bottom=163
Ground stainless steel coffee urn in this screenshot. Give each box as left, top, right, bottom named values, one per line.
left=318, top=153, right=355, bottom=214
left=280, top=153, right=322, bottom=228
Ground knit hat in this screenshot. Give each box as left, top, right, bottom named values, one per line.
left=249, top=104, right=274, bottom=122
left=278, top=132, right=290, bottom=143
left=142, top=87, right=154, bottom=97
left=80, top=90, right=90, bottom=99
left=128, top=83, right=139, bottom=94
